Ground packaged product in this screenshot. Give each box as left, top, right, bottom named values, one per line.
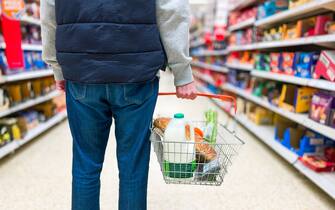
left=309, top=92, right=335, bottom=126
left=163, top=113, right=196, bottom=179
left=314, top=51, right=335, bottom=82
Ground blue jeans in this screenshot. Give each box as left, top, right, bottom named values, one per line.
left=66, top=78, right=159, bottom=210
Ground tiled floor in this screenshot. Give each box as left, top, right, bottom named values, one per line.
left=0, top=71, right=334, bottom=210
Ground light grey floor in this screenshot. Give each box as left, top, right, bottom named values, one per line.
left=0, top=72, right=334, bottom=210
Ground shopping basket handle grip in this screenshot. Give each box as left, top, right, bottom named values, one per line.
left=158, top=92, right=237, bottom=114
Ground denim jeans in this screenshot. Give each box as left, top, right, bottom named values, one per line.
left=66, top=78, right=159, bottom=210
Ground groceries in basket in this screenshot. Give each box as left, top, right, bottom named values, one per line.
left=153, top=111, right=219, bottom=181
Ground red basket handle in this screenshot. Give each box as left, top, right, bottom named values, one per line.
left=158, top=92, right=237, bottom=114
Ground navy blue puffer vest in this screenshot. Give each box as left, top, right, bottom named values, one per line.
left=55, top=0, right=167, bottom=83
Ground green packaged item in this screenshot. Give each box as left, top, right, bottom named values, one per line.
left=204, top=109, right=218, bottom=144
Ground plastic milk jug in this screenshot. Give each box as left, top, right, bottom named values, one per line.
left=163, top=113, right=196, bottom=179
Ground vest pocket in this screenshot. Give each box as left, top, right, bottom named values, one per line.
left=123, top=78, right=158, bottom=105
left=67, top=81, right=87, bottom=100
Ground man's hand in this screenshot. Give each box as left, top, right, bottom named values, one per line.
left=56, top=80, right=66, bottom=92
left=176, top=81, right=197, bottom=100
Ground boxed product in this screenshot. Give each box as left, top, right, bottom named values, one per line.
left=278, top=84, right=316, bottom=113
left=274, top=115, right=297, bottom=142
left=309, top=92, right=335, bottom=126
left=282, top=52, right=298, bottom=75
left=299, top=154, right=335, bottom=172
left=283, top=22, right=301, bottom=39
left=246, top=102, right=274, bottom=125
left=314, top=51, right=335, bottom=82
left=258, top=0, right=289, bottom=19
left=295, top=52, right=319, bottom=78
left=270, top=53, right=282, bottom=73
left=255, top=53, right=271, bottom=71
left=281, top=125, right=305, bottom=151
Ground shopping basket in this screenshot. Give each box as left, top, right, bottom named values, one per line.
left=150, top=92, right=244, bottom=186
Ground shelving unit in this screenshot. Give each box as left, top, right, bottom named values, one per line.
left=192, top=0, right=335, bottom=201
left=228, top=34, right=335, bottom=52
left=0, top=42, right=43, bottom=51
left=192, top=49, right=228, bottom=57
left=228, top=18, right=256, bottom=32
left=0, top=111, right=67, bottom=159
left=0, top=91, right=62, bottom=118
left=226, top=63, right=254, bottom=71
left=0, top=69, right=53, bottom=84
left=252, top=71, right=335, bottom=92
left=191, top=61, right=229, bottom=73
left=196, top=82, right=335, bottom=199
left=255, top=0, right=335, bottom=28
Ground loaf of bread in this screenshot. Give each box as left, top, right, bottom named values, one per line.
left=153, top=117, right=217, bottom=162
left=153, top=117, right=171, bottom=132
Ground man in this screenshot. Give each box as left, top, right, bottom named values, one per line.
left=41, top=0, right=197, bottom=209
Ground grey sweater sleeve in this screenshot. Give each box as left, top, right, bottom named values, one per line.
left=41, top=0, right=194, bottom=85
left=157, top=0, right=194, bottom=86
left=40, top=0, right=64, bottom=81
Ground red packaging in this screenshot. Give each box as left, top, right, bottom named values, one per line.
left=270, top=53, right=282, bottom=73
left=299, top=155, right=335, bottom=172
left=314, top=14, right=332, bottom=36
left=282, top=52, right=295, bottom=75
left=314, top=51, right=335, bottom=82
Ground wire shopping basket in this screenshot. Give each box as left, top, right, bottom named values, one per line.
left=150, top=92, right=244, bottom=186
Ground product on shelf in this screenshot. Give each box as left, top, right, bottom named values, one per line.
left=257, top=0, right=289, bottom=20
left=246, top=102, right=274, bottom=125
left=278, top=84, right=316, bottom=113
left=3, top=77, right=56, bottom=107
left=25, top=0, right=41, bottom=19
left=309, top=92, right=335, bottom=127
left=228, top=70, right=251, bottom=89
left=314, top=50, right=335, bottom=82
left=229, top=6, right=257, bottom=26
left=295, top=52, right=319, bottom=78
left=255, top=53, right=270, bottom=71
left=289, top=0, right=312, bottom=9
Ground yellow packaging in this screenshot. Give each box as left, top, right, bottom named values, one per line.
left=279, top=84, right=316, bottom=113
left=246, top=102, right=274, bottom=125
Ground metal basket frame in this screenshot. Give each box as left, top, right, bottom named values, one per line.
left=150, top=121, right=244, bottom=186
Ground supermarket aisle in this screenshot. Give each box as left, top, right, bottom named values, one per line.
left=0, top=72, right=334, bottom=210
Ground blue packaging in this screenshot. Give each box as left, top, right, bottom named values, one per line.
left=295, top=52, right=319, bottom=78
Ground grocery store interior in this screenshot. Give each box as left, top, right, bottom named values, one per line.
left=1, top=0, right=335, bottom=209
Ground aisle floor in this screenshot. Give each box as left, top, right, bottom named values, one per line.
left=0, top=72, right=334, bottom=210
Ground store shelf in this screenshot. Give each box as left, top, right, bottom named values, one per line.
left=228, top=34, right=335, bottom=52
left=193, top=71, right=215, bottom=84
left=226, top=63, right=254, bottom=71
left=255, top=0, right=335, bottom=28
left=20, top=16, right=41, bottom=26
left=251, top=71, right=335, bottom=91
left=0, top=111, right=67, bottom=159
left=0, top=43, right=42, bottom=51
left=294, top=161, right=335, bottom=199
left=236, top=114, right=299, bottom=163
left=0, top=90, right=62, bottom=118
left=221, top=83, right=335, bottom=140
left=0, top=69, right=53, bottom=84
left=229, top=18, right=256, bottom=32
left=192, top=49, right=228, bottom=57
left=191, top=61, right=229, bottom=73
